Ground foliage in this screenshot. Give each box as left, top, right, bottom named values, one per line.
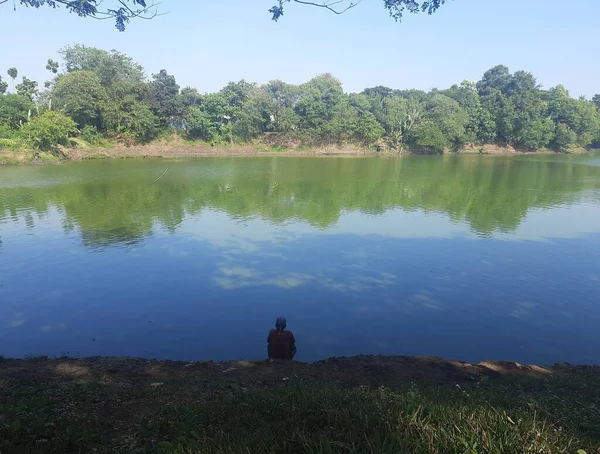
left=5, top=0, right=158, bottom=31
left=7, top=67, right=18, bottom=82
left=269, top=0, right=447, bottom=22
left=0, top=94, right=36, bottom=129
left=150, top=69, right=181, bottom=127
left=51, top=71, right=107, bottom=128
left=15, top=77, right=39, bottom=101
left=60, top=45, right=145, bottom=87
left=185, top=106, right=219, bottom=143
left=4, top=0, right=449, bottom=30
left=2, top=46, right=600, bottom=153
left=21, top=111, right=77, bottom=151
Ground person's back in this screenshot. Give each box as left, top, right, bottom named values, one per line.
left=267, top=317, right=296, bottom=360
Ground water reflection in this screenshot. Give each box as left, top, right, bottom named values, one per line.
left=1, top=155, right=599, bottom=247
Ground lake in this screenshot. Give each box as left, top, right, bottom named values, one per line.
left=1, top=155, right=600, bottom=364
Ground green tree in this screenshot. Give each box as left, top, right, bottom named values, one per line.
left=15, top=77, right=39, bottom=101
left=420, top=94, right=469, bottom=151
left=121, top=102, right=159, bottom=143
left=593, top=94, right=600, bottom=111
left=346, top=93, right=385, bottom=146
left=477, top=65, right=553, bottom=150
left=185, top=107, right=219, bottom=142
left=381, top=96, right=421, bottom=152
left=0, top=76, right=7, bottom=95
left=7, top=67, right=18, bottom=89
left=21, top=111, right=77, bottom=151
left=46, top=59, right=59, bottom=74
left=262, top=80, right=300, bottom=134
left=295, top=74, right=348, bottom=144
left=552, top=123, right=577, bottom=152
left=410, top=121, right=448, bottom=153
left=179, top=87, right=203, bottom=117
left=546, top=86, right=600, bottom=149
left=51, top=71, right=108, bottom=129
left=150, top=69, right=181, bottom=127
left=61, top=45, right=145, bottom=87
left=0, top=94, right=36, bottom=129
left=218, top=80, right=266, bottom=142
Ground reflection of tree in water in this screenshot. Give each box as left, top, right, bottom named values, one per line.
left=1, top=156, right=599, bottom=247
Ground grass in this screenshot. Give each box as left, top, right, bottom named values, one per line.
left=1, top=371, right=599, bottom=453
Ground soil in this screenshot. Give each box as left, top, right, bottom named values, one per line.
left=64, top=143, right=372, bottom=160
left=0, top=354, right=575, bottom=389
left=3, top=142, right=572, bottom=166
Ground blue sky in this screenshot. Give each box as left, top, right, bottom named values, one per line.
left=1, top=0, right=598, bottom=97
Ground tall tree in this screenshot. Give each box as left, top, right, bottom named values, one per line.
left=262, top=80, right=300, bottom=134
left=0, top=76, right=7, bottom=95
left=7, top=68, right=18, bottom=89
left=150, top=69, right=181, bottom=127
left=15, top=77, right=38, bottom=101
left=46, top=59, right=59, bottom=74
left=51, top=71, right=108, bottom=129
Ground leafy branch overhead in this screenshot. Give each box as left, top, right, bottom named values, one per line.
left=269, top=0, right=448, bottom=21
left=2, top=0, right=448, bottom=30
left=0, top=0, right=161, bottom=31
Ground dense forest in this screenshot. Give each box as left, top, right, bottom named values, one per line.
left=1, top=44, right=600, bottom=154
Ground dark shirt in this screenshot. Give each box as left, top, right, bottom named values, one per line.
left=267, top=329, right=295, bottom=360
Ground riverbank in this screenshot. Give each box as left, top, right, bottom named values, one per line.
left=0, top=142, right=579, bottom=166
left=1, top=355, right=598, bottom=453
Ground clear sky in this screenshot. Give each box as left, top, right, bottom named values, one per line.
left=0, top=0, right=598, bottom=97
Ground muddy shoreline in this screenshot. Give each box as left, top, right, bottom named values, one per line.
left=1, top=143, right=574, bottom=166
left=0, top=354, right=589, bottom=387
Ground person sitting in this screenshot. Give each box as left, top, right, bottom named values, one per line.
left=267, top=317, right=296, bottom=360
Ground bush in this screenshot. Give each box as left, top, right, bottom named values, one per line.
left=21, top=111, right=77, bottom=152
left=185, top=107, right=219, bottom=142
left=79, top=124, right=104, bottom=146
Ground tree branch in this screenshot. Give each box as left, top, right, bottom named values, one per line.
left=292, top=0, right=363, bottom=15
left=2, top=0, right=165, bottom=30
left=270, top=0, right=448, bottom=21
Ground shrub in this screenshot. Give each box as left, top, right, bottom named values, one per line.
left=21, top=111, right=77, bottom=152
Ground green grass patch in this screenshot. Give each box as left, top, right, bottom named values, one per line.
left=1, top=371, right=598, bottom=453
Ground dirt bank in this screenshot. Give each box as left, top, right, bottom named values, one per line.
left=0, top=354, right=583, bottom=388
left=2, top=143, right=571, bottom=165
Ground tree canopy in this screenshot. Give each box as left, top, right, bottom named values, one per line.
left=1, top=45, right=599, bottom=154
left=2, top=0, right=159, bottom=31
left=2, top=0, right=447, bottom=30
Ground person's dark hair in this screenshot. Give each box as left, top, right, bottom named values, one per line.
left=275, top=317, right=287, bottom=332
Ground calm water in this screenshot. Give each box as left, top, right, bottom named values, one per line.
left=1, top=155, right=600, bottom=364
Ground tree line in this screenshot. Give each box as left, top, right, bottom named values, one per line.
left=1, top=44, right=600, bottom=154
